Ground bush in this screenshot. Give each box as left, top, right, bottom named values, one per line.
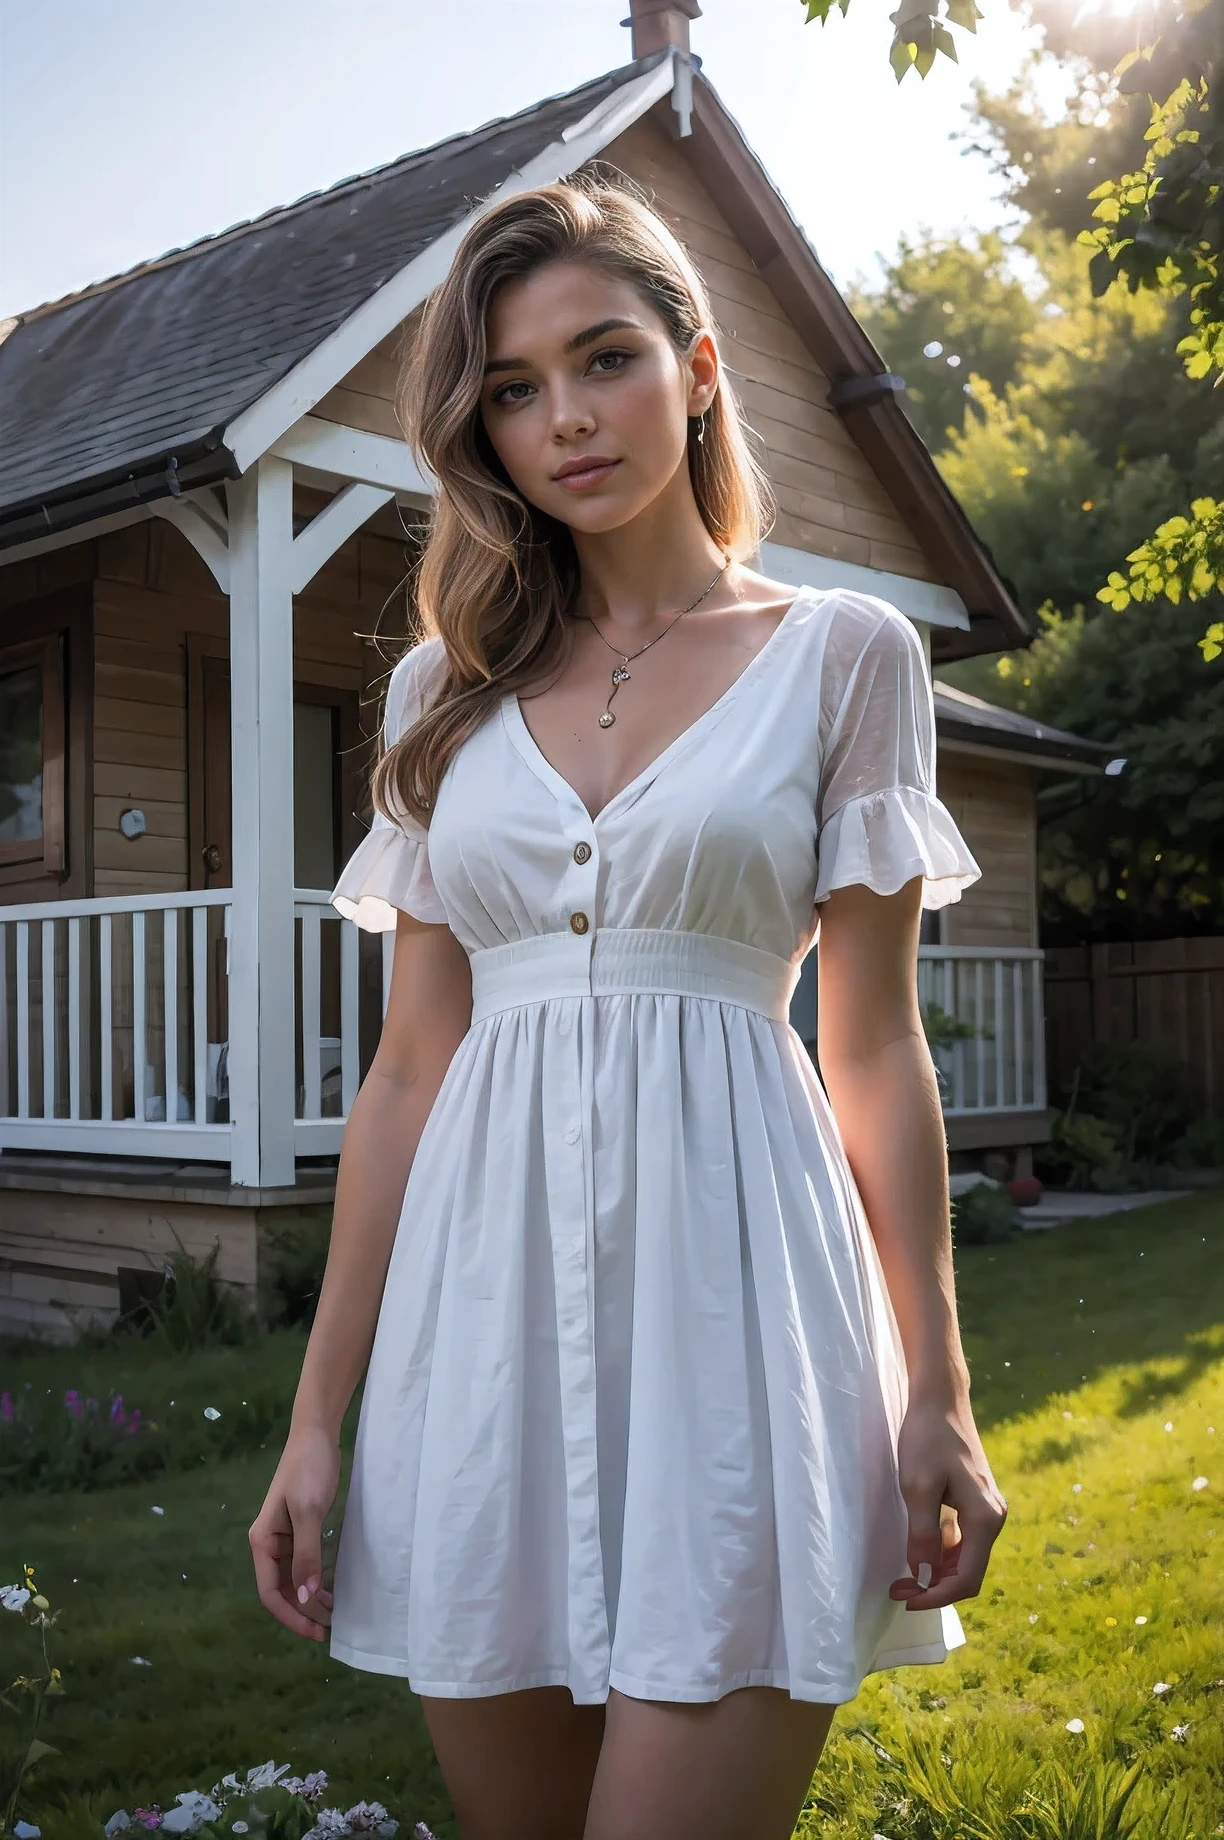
left=260, top=1210, right=334, bottom=1331
left=951, top=1179, right=1016, bottom=1245
left=1171, top=1114, right=1224, bottom=1170
left=1060, top=1042, right=1194, bottom=1166
left=87, top=1227, right=260, bottom=1356
left=1036, top=1109, right=1125, bottom=1191
left=0, top=1368, right=292, bottom=1495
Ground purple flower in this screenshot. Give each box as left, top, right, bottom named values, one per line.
left=110, top=1396, right=126, bottom=1424
left=64, top=1390, right=83, bottom=1419
left=1, top=1391, right=13, bottom=1422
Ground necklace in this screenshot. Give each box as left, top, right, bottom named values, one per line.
left=586, top=558, right=729, bottom=729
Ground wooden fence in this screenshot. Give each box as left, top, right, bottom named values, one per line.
left=1043, top=937, right=1224, bottom=1117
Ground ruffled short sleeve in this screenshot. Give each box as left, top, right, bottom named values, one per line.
left=813, top=593, right=981, bottom=911
left=330, top=638, right=450, bottom=930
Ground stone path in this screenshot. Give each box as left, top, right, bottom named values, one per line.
left=1015, top=1188, right=1194, bottom=1230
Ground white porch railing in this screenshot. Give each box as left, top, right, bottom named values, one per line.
left=0, top=890, right=233, bottom=1158
left=291, top=890, right=394, bottom=1157
left=0, top=900, right=1045, bottom=1171
left=917, top=945, right=1047, bottom=1115
left=0, top=889, right=394, bottom=1169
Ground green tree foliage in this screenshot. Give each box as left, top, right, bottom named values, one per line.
left=802, top=0, right=1224, bottom=936
left=800, top=0, right=986, bottom=84
left=956, top=597, right=1224, bottom=937
left=1074, top=6, right=1223, bottom=646
left=936, top=368, right=1200, bottom=625
left=802, top=0, right=1223, bottom=647
left=846, top=232, right=1037, bottom=449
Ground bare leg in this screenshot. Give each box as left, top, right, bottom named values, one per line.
left=420, top=1687, right=607, bottom=1840
left=581, top=1685, right=838, bottom=1840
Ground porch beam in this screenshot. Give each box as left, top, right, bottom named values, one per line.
left=0, top=502, right=154, bottom=567
left=290, top=481, right=393, bottom=593
left=152, top=495, right=231, bottom=592
left=225, top=456, right=297, bottom=1188
left=758, top=539, right=971, bottom=633
left=270, top=416, right=434, bottom=499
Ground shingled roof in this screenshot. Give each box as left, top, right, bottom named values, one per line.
left=0, top=45, right=1032, bottom=662
left=933, top=680, right=1114, bottom=771
left=0, top=52, right=666, bottom=544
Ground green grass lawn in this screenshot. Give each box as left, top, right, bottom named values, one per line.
left=3, top=1192, right=1221, bottom=1839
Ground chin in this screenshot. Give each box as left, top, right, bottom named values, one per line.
left=542, top=486, right=664, bottom=536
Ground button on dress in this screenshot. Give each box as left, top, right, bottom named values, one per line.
left=327, top=583, right=982, bottom=1707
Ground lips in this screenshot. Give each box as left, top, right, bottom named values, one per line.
left=552, top=456, right=621, bottom=489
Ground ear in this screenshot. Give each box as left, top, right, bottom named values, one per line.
left=684, top=328, right=720, bottom=417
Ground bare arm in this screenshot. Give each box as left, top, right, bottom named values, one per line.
left=250, top=909, right=473, bottom=1641
left=816, top=875, right=1007, bottom=1611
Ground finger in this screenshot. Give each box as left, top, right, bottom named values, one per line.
left=250, top=1525, right=331, bottom=1640
left=899, top=1501, right=1006, bottom=1611
left=892, top=1476, right=948, bottom=1598
left=289, top=1511, right=325, bottom=1609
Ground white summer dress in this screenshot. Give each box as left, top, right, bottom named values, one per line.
left=327, top=583, right=981, bottom=1707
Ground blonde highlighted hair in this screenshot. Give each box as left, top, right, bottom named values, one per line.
left=371, top=172, right=775, bottom=829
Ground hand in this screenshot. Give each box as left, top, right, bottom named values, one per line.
left=249, top=1423, right=342, bottom=1642
left=889, top=1388, right=1007, bottom=1611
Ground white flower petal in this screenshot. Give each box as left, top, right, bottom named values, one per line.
left=1065, top=1717, right=1085, bottom=1733
left=1192, top=1476, right=1209, bottom=1490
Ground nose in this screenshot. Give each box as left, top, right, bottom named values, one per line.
left=548, top=375, right=596, bottom=444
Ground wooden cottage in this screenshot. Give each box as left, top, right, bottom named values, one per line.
left=0, top=4, right=1110, bottom=1339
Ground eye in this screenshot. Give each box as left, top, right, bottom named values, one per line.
left=489, top=379, right=535, bottom=407
left=588, top=348, right=632, bottom=375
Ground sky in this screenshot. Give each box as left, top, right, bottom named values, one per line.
left=0, top=0, right=1082, bottom=321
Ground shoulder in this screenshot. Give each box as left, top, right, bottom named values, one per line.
left=384, top=634, right=448, bottom=742
left=819, top=587, right=925, bottom=678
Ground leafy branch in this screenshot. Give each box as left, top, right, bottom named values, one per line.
left=800, top=0, right=983, bottom=83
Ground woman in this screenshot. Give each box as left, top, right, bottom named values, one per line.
left=250, top=176, right=1007, bottom=1840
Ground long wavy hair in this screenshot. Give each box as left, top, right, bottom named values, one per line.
left=370, top=171, right=775, bottom=830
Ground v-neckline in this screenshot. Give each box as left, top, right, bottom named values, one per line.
left=502, top=584, right=818, bottom=826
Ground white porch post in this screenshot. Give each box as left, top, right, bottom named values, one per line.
left=225, top=457, right=297, bottom=1188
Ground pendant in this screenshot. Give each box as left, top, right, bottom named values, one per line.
left=599, top=659, right=630, bottom=729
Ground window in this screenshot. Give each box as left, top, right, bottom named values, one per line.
left=0, top=631, right=65, bottom=877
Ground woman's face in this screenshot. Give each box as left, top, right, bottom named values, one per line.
left=478, top=258, right=718, bottom=535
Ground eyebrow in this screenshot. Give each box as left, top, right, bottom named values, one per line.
left=483, top=317, right=644, bottom=376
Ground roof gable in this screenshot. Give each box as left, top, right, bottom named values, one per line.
left=0, top=55, right=664, bottom=526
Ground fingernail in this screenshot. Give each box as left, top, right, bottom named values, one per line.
left=297, top=1584, right=310, bottom=1604
left=916, top=1561, right=933, bottom=1587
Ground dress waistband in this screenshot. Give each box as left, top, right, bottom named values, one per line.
left=468, top=928, right=799, bottom=1025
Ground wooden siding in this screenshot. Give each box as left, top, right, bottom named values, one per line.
left=0, top=509, right=414, bottom=902
left=312, top=116, right=943, bottom=588
left=92, top=518, right=404, bottom=897
left=937, top=753, right=1038, bottom=949
left=0, top=1185, right=331, bottom=1341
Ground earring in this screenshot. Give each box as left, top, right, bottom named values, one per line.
left=696, top=410, right=707, bottom=446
